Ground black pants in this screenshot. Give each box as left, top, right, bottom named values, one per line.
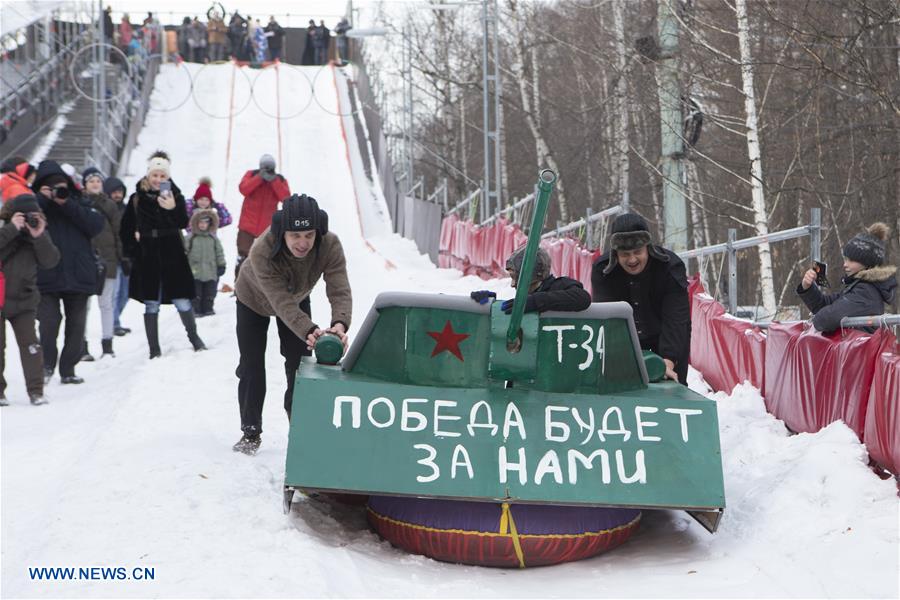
left=0, top=309, right=44, bottom=396
left=37, top=292, right=89, bottom=377
left=193, top=279, right=218, bottom=315
left=235, top=299, right=311, bottom=435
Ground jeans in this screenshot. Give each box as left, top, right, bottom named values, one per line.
left=113, top=270, right=130, bottom=329
left=97, top=269, right=118, bottom=340
left=144, top=297, right=193, bottom=314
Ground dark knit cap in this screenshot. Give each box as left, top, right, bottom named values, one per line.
left=103, top=177, right=127, bottom=196
left=505, top=245, right=551, bottom=283
left=81, top=166, right=105, bottom=186
left=5, top=193, right=41, bottom=214
left=843, top=222, right=890, bottom=268
left=269, top=194, right=329, bottom=258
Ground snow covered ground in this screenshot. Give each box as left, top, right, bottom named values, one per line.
left=1, top=62, right=897, bottom=598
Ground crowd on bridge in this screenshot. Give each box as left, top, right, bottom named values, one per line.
left=100, top=5, right=352, bottom=65
left=0, top=148, right=895, bottom=456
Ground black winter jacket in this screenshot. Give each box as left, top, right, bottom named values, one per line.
left=30, top=163, right=105, bottom=295
left=120, top=178, right=194, bottom=303
left=527, top=275, right=592, bottom=312
left=797, top=265, right=897, bottom=333
left=592, top=247, right=691, bottom=383
left=0, top=211, right=60, bottom=315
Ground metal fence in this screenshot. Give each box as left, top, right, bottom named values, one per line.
left=678, top=208, right=822, bottom=316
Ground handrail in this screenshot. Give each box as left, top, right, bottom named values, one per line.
left=447, top=188, right=481, bottom=217
left=541, top=204, right=623, bottom=239
left=482, top=190, right=535, bottom=226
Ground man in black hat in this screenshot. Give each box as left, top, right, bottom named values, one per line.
left=232, top=194, right=352, bottom=454
left=31, top=160, right=105, bottom=385
left=797, top=222, right=896, bottom=333
left=591, top=212, right=691, bottom=384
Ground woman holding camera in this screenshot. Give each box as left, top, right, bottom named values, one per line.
left=0, top=194, right=60, bottom=405
left=31, top=160, right=105, bottom=385
left=120, top=151, right=206, bottom=359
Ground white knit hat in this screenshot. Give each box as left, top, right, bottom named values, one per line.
left=147, top=155, right=171, bottom=177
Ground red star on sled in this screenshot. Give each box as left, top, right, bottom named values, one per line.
left=427, top=321, right=470, bottom=362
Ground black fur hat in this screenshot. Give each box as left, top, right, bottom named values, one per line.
left=269, top=194, right=329, bottom=258
left=603, top=212, right=669, bottom=274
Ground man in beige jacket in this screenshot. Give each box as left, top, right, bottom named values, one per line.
left=233, top=194, right=351, bottom=454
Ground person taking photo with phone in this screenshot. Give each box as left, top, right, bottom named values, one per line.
left=0, top=194, right=60, bottom=405
left=30, top=160, right=105, bottom=385
left=120, top=150, right=206, bottom=358
left=797, top=222, right=897, bottom=334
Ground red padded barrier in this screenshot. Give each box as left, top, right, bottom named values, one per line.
left=689, top=286, right=765, bottom=393
left=863, top=332, right=900, bottom=474
left=764, top=324, right=884, bottom=438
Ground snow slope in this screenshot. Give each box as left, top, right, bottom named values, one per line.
left=1, top=62, right=897, bottom=599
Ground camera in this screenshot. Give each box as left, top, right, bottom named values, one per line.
left=25, top=213, right=40, bottom=228
left=53, top=186, right=70, bottom=200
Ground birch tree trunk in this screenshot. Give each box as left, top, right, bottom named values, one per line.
left=508, top=0, right=569, bottom=221
left=612, top=0, right=630, bottom=210
left=735, top=0, right=777, bottom=318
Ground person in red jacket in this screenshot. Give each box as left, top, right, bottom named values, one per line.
left=0, top=157, right=36, bottom=202
left=236, top=154, right=290, bottom=273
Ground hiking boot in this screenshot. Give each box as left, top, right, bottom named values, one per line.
left=144, top=314, right=161, bottom=358
left=178, top=310, right=207, bottom=351
left=232, top=434, right=261, bottom=455
left=0, top=394, right=8, bottom=407
left=61, top=375, right=84, bottom=384
left=43, top=368, right=54, bottom=384
left=80, top=340, right=95, bottom=362
left=29, top=393, right=48, bottom=406
left=101, top=338, right=115, bottom=358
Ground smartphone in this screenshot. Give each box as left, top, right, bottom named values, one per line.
left=813, top=260, right=829, bottom=288
left=159, top=181, right=172, bottom=195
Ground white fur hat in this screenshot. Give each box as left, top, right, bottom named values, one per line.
left=147, top=154, right=171, bottom=177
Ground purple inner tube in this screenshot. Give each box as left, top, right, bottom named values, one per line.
left=368, top=496, right=640, bottom=535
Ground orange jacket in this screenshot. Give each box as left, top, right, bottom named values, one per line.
left=237, top=170, right=291, bottom=238
left=0, top=171, right=32, bottom=202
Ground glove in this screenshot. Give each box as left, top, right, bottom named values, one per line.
left=217, top=265, right=226, bottom=277
left=470, top=290, right=497, bottom=305
left=260, top=169, right=276, bottom=182
left=120, top=257, right=132, bottom=277
left=501, top=297, right=537, bottom=314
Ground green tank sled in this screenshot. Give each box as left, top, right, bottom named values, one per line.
left=285, top=170, right=725, bottom=534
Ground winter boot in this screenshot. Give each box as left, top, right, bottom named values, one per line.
left=0, top=394, right=8, bottom=407
left=43, top=368, right=54, bottom=384
left=60, top=375, right=84, bottom=384
left=101, top=338, right=115, bottom=358
left=80, top=340, right=95, bottom=362
left=232, top=434, right=261, bottom=455
left=29, top=392, right=48, bottom=405
left=144, top=313, right=161, bottom=359
left=114, top=326, right=131, bottom=336
left=178, top=310, right=207, bottom=351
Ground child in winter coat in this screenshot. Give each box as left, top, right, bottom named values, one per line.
left=797, top=222, right=897, bottom=333
left=185, top=178, right=232, bottom=231
left=185, top=209, right=226, bottom=316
